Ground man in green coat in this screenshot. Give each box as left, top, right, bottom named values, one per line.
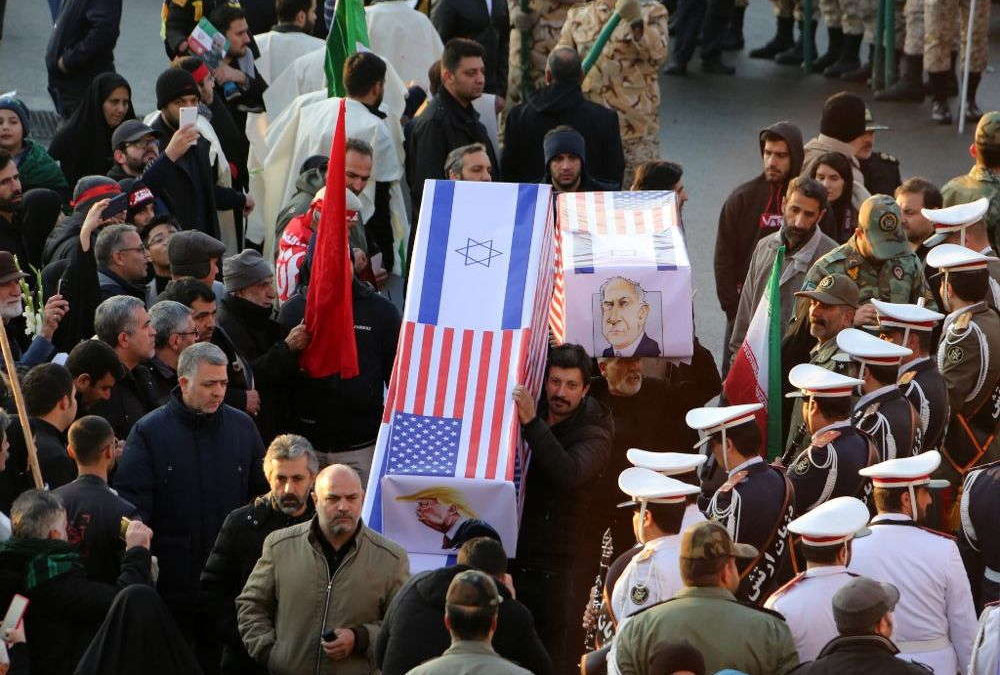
left=614, top=521, right=800, bottom=675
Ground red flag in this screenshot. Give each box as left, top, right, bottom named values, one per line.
left=300, top=99, right=359, bottom=378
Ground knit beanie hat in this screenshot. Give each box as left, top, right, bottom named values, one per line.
left=168, top=230, right=226, bottom=278
left=820, top=92, right=867, bottom=143
left=0, top=97, right=29, bottom=137
left=71, top=175, right=122, bottom=212
left=543, top=126, right=586, bottom=167
left=155, top=68, right=201, bottom=110
left=223, top=249, right=273, bottom=292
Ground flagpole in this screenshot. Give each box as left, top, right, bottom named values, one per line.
left=0, top=326, right=43, bottom=489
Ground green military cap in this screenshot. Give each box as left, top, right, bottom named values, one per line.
left=975, top=111, right=1000, bottom=148
left=795, top=273, right=860, bottom=307
left=858, top=194, right=909, bottom=261
left=680, top=521, right=758, bottom=560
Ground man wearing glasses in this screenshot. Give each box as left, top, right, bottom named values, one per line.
left=146, top=300, right=200, bottom=405
left=109, top=120, right=161, bottom=181
left=95, top=223, right=152, bottom=303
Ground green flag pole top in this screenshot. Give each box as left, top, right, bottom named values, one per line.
left=765, top=245, right=785, bottom=460
left=325, top=0, right=370, bottom=98
left=581, top=12, right=622, bottom=75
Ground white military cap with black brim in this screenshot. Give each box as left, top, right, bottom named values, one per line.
left=685, top=403, right=763, bottom=473
left=836, top=328, right=912, bottom=381
left=789, top=496, right=871, bottom=546
left=922, top=197, right=990, bottom=248
left=859, top=450, right=949, bottom=513
left=626, top=449, right=707, bottom=477
left=785, top=363, right=863, bottom=399
left=871, top=299, right=944, bottom=346
left=617, top=467, right=701, bottom=543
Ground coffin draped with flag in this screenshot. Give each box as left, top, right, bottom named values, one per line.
left=363, top=180, right=554, bottom=570
left=550, top=191, right=693, bottom=359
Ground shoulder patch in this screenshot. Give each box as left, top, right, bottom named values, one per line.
left=879, top=152, right=899, bottom=164
left=917, top=525, right=957, bottom=540
left=953, top=312, right=973, bottom=330
left=946, top=345, right=965, bottom=364
left=815, top=430, right=841, bottom=446
left=719, top=470, right=749, bottom=493
left=899, top=371, right=916, bottom=385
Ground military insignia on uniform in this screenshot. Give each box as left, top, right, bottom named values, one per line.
left=879, top=212, right=899, bottom=232
left=819, top=276, right=835, bottom=290
left=899, top=371, right=916, bottom=385
left=848, top=267, right=859, bottom=280
left=719, top=470, right=748, bottom=492
left=630, top=584, right=650, bottom=604
left=791, top=454, right=811, bottom=476
left=892, top=265, right=904, bottom=280
left=947, top=346, right=965, bottom=363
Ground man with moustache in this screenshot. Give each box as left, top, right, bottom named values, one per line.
left=729, top=177, right=835, bottom=363
left=783, top=274, right=859, bottom=456
left=108, top=120, right=161, bottom=181
left=202, top=434, right=319, bottom=675
left=0, top=150, right=62, bottom=270
left=0, top=251, right=67, bottom=367
left=896, top=178, right=942, bottom=255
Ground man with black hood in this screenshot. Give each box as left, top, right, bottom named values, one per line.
left=501, top=47, right=624, bottom=188
left=801, top=92, right=872, bottom=211
left=714, top=121, right=803, bottom=369
left=375, top=537, right=551, bottom=675
left=542, top=125, right=612, bottom=194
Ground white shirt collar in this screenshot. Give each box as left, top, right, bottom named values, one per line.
left=445, top=516, right=466, bottom=541
left=899, top=355, right=930, bottom=375
left=872, top=512, right=913, bottom=524
left=804, top=564, right=849, bottom=578
left=729, top=455, right=763, bottom=476
left=855, top=383, right=898, bottom=410
left=612, top=332, right=645, bottom=357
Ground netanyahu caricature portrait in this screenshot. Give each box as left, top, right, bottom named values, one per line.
left=599, top=276, right=661, bottom=357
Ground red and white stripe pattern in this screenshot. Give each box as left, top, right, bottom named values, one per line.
left=557, top=191, right=677, bottom=236
left=381, top=321, right=532, bottom=482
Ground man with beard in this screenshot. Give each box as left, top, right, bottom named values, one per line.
left=0, top=150, right=62, bottom=270
left=0, top=251, right=67, bottom=367
left=590, top=351, right=720, bottom=552
left=783, top=273, right=858, bottom=456
left=715, top=122, right=803, bottom=370
left=54, top=415, right=138, bottom=584
left=895, top=178, right=942, bottom=255
left=109, top=120, right=160, bottom=181
left=202, top=434, right=319, bottom=675
left=209, top=5, right=267, bottom=129
left=851, top=451, right=977, bottom=674
left=237, top=464, right=408, bottom=675
left=254, top=0, right=322, bottom=86
left=541, top=125, right=611, bottom=194
left=66, top=339, right=121, bottom=415
left=729, top=177, right=835, bottom=363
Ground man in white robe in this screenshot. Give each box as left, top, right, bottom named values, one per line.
left=365, top=0, right=443, bottom=92
left=254, top=0, right=325, bottom=86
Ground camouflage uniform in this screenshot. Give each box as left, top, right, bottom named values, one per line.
left=506, top=0, right=575, bottom=106
left=558, top=0, right=669, bottom=185
left=924, top=0, right=990, bottom=73
left=902, top=0, right=925, bottom=56
left=942, top=114, right=1000, bottom=251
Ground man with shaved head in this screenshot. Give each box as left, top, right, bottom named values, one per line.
left=237, top=465, right=410, bottom=675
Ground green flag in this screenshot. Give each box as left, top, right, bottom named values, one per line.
left=324, top=0, right=369, bottom=98
left=765, top=246, right=785, bottom=459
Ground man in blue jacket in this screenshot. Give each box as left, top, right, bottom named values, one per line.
left=115, top=341, right=267, bottom=666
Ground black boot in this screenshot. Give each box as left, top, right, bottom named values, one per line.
left=966, top=71, right=983, bottom=123
left=841, top=44, right=873, bottom=82
left=811, top=27, right=843, bottom=72
left=824, top=33, right=862, bottom=77
left=946, top=50, right=959, bottom=96
left=875, top=53, right=924, bottom=101
left=750, top=16, right=795, bottom=59
left=928, top=72, right=953, bottom=124
left=776, top=21, right=817, bottom=65
left=722, top=6, right=746, bottom=51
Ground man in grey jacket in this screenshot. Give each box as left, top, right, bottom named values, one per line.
left=729, top=177, right=835, bottom=364
left=236, top=464, right=409, bottom=675
left=407, top=570, right=532, bottom=675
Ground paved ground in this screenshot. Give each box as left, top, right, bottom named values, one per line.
left=3, top=0, right=999, bottom=366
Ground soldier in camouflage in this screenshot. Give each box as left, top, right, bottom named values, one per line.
left=924, top=0, right=990, bottom=124
left=941, top=112, right=1000, bottom=253
left=803, top=195, right=937, bottom=330
left=557, top=0, right=669, bottom=186
left=783, top=274, right=860, bottom=458
left=507, top=0, right=576, bottom=106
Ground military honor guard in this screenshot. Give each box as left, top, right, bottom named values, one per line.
left=926, top=244, right=1000, bottom=481
left=605, top=467, right=701, bottom=675
left=783, top=364, right=875, bottom=514
left=688, top=403, right=794, bottom=604
left=764, top=496, right=870, bottom=661
left=872, top=299, right=949, bottom=453
left=837, top=327, right=919, bottom=461
left=851, top=451, right=978, bottom=674
left=921, top=198, right=1000, bottom=309
left=960, top=458, right=1000, bottom=609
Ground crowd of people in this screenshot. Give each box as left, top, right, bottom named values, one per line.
left=0, top=0, right=995, bottom=672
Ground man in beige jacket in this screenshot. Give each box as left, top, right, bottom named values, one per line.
left=237, top=464, right=410, bottom=675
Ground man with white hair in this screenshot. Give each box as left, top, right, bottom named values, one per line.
left=146, top=300, right=198, bottom=404
left=599, top=276, right=659, bottom=357
left=115, top=341, right=268, bottom=660
left=0, top=250, right=67, bottom=366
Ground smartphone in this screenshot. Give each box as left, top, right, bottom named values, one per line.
left=1, top=595, right=28, bottom=634
left=179, top=106, right=198, bottom=129
left=321, top=629, right=336, bottom=642
left=102, top=192, right=130, bottom=219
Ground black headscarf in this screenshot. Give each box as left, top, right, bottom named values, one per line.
left=73, top=585, right=203, bottom=675
left=810, top=151, right=857, bottom=244
left=48, top=73, right=136, bottom=189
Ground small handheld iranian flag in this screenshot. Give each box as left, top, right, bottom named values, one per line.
left=723, top=246, right=784, bottom=459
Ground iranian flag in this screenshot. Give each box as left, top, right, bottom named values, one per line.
left=324, top=0, right=369, bottom=97
left=723, top=246, right=784, bottom=459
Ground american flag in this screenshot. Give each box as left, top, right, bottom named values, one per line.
left=365, top=181, right=554, bottom=540
left=557, top=190, right=678, bottom=236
